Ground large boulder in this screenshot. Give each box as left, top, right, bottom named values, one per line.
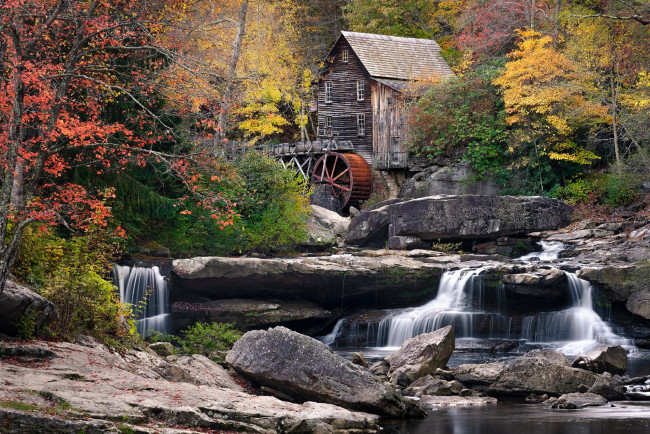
left=583, top=346, right=628, bottom=375
left=301, top=205, right=351, bottom=250
left=387, top=325, right=455, bottom=385
left=451, top=349, right=604, bottom=397
left=346, top=195, right=573, bottom=246
left=0, top=279, right=56, bottom=336
left=399, top=161, right=500, bottom=198
left=550, top=392, right=607, bottom=409
left=226, top=326, right=425, bottom=418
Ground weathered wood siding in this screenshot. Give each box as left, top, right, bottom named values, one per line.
left=318, top=39, right=373, bottom=164
left=371, top=81, right=407, bottom=168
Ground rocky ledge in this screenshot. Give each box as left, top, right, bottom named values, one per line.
left=0, top=339, right=379, bottom=433
left=346, top=195, right=573, bottom=247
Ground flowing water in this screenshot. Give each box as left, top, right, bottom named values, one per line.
left=112, top=264, right=170, bottom=336
left=322, top=242, right=633, bottom=354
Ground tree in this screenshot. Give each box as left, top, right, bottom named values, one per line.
left=493, top=30, right=603, bottom=191
left=0, top=0, right=237, bottom=295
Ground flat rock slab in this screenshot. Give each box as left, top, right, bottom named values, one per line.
left=0, top=341, right=379, bottom=433
left=419, top=396, right=498, bottom=408
left=346, top=195, right=572, bottom=246
left=226, top=326, right=425, bottom=418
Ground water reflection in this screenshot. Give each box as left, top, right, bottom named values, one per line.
left=383, top=402, right=650, bottom=434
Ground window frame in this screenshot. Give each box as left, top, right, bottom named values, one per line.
left=357, top=113, right=365, bottom=136
left=342, top=49, right=348, bottom=63
left=325, top=81, right=333, bottom=103
left=357, top=79, right=364, bottom=101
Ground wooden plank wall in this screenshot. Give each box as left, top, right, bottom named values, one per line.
left=371, top=82, right=407, bottom=166
left=317, top=39, right=373, bottom=164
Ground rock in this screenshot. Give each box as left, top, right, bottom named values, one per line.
left=403, top=376, right=463, bottom=397
left=399, top=162, right=500, bottom=199
left=346, top=195, right=573, bottom=246
left=502, top=269, right=566, bottom=298
left=386, top=236, right=429, bottom=250
left=0, top=279, right=56, bottom=336
left=152, top=246, right=171, bottom=257
left=154, top=354, right=243, bottom=390
left=451, top=350, right=602, bottom=397
left=349, top=206, right=361, bottom=218
left=0, top=340, right=380, bottom=432
left=351, top=352, right=369, bottom=368
left=148, top=342, right=174, bottom=357
left=551, top=392, right=607, bottom=409
left=419, top=395, right=497, bottom=408
left=572, top=356, right=600, bottom=373
left=627, top=291, right=650, bottom=321
left=171, top=298, right=333, bottom=335
left=587, top=377, right=627, bottom=401
left=302, top=205, right=351, bottom=250
left=583, top=346, right=628, bottom=375
left=172, top=254, right=445, bottom=310
left=387, top=325, right=455, bottom=385
left=226, top=326, right=425, bottom=418
left=369, top=360, right=390, bottom=377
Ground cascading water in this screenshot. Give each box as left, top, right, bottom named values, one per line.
left=322, top=241, right=632, bottom=353
left=375, top=267, right=511, bottom=347
left=319, top=318, right=345, bottom=346
left=112, top=264, right=170, bottom=336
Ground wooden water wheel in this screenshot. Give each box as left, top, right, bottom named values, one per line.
left=312, top=152, right=372, bottom=210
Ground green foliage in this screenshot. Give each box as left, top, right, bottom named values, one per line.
left=13, top=226, right=137, bottom=346
left=148, top=322, right=242, bottom=363
left=13, top=308, right=37, bottom=341
left=431, top=239, right=462, bottom=253
left=179, top=322, right=241, bottom=361
left=556, top=174, right=607, bottom=205
left=0, top=401, right=40, bottom=411
left=407, top=71, right=507, bottom=179
left=604, top=174, right=640, bottom=207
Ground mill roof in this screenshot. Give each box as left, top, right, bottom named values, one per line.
left=338, top=31, right=455, bottom=81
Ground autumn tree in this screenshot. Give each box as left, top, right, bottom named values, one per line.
left=493, top=30, right=603, bottom=191
left=0, top=0, right=237, bottom=294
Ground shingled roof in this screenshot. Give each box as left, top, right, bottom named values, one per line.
left=339, top=31, right=455, bottom=81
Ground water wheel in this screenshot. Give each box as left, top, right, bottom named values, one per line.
left=312, top=152, right=372, bottom=211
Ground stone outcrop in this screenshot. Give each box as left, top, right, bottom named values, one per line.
left=0, top=279, right=56, bottom=336
left=399, top=161, right=500, bottom=199
left=171, top=298, right=333, bottom=335
left=226, top=326, right=425, bottom=418
left=301, top=205, right=351, bottom=250
left=172, top=254, right=448, bottom=309
left=0, top=340, right=379, bottom=433
left=579, top=346, right=628, bottom=375
left=549, top=392, right=608, bottom=409
left=450, top=349, right=607, bottom=397
left=346, top=195, right=573, bottom=246
left=502, top=269, right=566, bottom=298
left=387, top=325, right=455, bottom=385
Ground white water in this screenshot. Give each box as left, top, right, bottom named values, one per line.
left=319, top=318, right=345, bottom=345
left=376, top=267, right=504, bottom=347
left=112, top=264, right=170, bottom=336
left=518, top=241, right=565, bottom=261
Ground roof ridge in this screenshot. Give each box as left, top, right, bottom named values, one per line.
left=341, top=30, right=439, bottom=46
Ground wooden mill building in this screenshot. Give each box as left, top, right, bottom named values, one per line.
left=317, top=31, right=455, bottom=170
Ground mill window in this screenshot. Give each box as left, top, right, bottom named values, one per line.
left=326, top=116, right=333, bottom=136
left=325, top=81, right=333, bottom=103
left=357, top=79, right=364, bottom=101
left=357, top=113, right=365, bottom=136
left=342, top=49, right=348, bottom=63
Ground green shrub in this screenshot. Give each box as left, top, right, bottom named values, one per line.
left=179, top=322, right=242, bottom=362
left=604, top=174, right=640, bottom=207
left=13, top=226, right=137, bottom=346
left=13, top=308, right=37, bottom=340
left=558, top=175, right=607, bottom=205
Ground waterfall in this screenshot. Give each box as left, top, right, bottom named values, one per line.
left=112, top=264, right=170, bottom=336
left=375, top=267, right=510, bottom=347
left=518, top=241, right=565, bottom=261
left=319, top=319, right=345, bottom=346
left=521, top=272, right=632, bottom=353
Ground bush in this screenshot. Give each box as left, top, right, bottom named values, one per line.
left=605, top=174, right=640, bottom=207
left=557, top=175, right=607, bottom=205
left=13, top=226, right=136, bottom=346
left=407, top=70, right=507, bottom=180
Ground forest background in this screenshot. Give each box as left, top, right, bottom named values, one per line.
left=1, top=0, right=648, bottom=342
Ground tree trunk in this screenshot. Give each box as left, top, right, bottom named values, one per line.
left=217, top=0, right=249, bottom=143
left=610, top=73, right=622, bottom=176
